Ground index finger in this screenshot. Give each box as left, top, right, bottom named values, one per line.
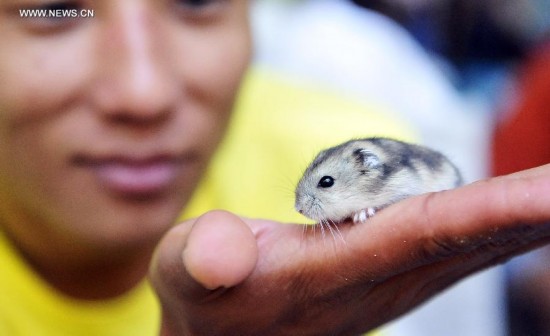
left=345, top=164, right=550, bottom=278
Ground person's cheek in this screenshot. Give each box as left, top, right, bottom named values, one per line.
left=169, top=14, right=251, bottom=155
left=0, top=25, right=92, bottom=206
left=0, top=28, right=93, bottom=123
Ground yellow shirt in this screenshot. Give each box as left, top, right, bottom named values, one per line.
left=0, top=230, right=161, bottom=336
left=0, top=68, right=415, bottom=335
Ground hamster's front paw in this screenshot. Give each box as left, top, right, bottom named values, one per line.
left=352, top=208, right=376, bottom=224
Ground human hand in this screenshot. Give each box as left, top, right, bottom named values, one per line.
left=150, top=164, right=550, bottom=336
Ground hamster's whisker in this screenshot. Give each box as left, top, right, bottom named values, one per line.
left=301, top=222, right=307, bottom=242
left=325, top=219, right=339, bottom=243
left=311, top=205, right=326, bottom=239
left=328, top=219, right=346, bottom=245
left=320, top=218, right=332, bottom=241
left=319, top=219, right=327, bottom=240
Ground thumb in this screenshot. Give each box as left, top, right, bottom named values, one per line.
left=183, top=210, right=259, bottom=291
left=149, top=210, right=258, bottom=329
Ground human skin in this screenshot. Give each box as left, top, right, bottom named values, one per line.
left=151, top=164, right=550, bottom=335
left=0, top=0, right=251, bottom=299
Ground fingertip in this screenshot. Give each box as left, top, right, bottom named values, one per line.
left=183, top=210, right=258, bottom=290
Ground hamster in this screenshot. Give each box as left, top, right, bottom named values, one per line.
left=295, top=137, right=463, bottom=224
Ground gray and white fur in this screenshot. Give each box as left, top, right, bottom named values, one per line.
left=295, top=137, right=463, bottom=224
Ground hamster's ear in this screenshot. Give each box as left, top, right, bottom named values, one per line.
left=354, top=149, right=380, bottom=169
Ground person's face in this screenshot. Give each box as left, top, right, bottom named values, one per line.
left=0, top=0, right=251, bottom=260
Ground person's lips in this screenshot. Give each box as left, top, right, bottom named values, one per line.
left=74, top=155, right=185, bottom=198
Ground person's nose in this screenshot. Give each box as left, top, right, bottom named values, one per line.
left=92, top=4, right=179, bottom=126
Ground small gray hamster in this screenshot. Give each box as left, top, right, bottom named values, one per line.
left=295, top=137, right=463, bottom=224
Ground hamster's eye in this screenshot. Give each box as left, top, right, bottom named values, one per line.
left=318, top=176, right=335, bottom=188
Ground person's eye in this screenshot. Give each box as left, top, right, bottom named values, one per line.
left=32, top=1, right=82, bottom=12
left=16, top=1, right=90, bottom=33
left=173, top=0, right=228, bottom=21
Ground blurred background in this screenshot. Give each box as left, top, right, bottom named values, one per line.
left=248, top=0, right=550, bottom=335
